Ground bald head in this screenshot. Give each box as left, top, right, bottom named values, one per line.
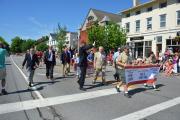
left=99, top=46, right=104, bottom=53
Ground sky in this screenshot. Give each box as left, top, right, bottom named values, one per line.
left=0, top=0, right=149, bottom=43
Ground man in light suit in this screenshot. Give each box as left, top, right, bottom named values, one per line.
left=93, top=46, right=107, bottom=85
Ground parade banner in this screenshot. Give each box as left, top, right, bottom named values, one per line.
left=125, top=65, right=160, bottom=85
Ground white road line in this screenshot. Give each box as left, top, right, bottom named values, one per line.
left=112, top=96, right=180, bottom=120
left=37, top=73, right=59, bottom=76
left=10, top=56, right=44, bottom=100
left=0, top=88, right=117, bottom=115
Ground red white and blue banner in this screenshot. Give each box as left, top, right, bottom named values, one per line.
left=125, top=65, right=160, bottom=85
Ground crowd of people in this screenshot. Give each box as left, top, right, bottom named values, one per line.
left=0, top=41, right=180, bottom=98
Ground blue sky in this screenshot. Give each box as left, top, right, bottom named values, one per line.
left=0, top=0, right=149, bottom=43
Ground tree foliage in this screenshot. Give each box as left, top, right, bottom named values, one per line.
left=21, top=39, right=36, bottom=52
left=36, top=42, right=48, bottom=51
left=88, top=22, right=127, bottom=52
left=11, top=36, right=35, bottom=53
left=11, top=36, right=24, bottom=53
left=0, top=36, right=9, bottom=47
left=55, top=24, right=67, bottom=53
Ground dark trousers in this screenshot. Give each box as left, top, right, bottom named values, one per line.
left=78, top=66, right=87, bottom=88
left=46, top=61, right=54, bottom=79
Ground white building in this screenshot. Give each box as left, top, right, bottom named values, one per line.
left=121, top=0, right=180, bottom=58
left=47, top=32, right=78, bottom=51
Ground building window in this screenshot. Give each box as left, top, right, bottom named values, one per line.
left=160, top=14, right=166, bottom=28
left=136, top=20, right=140, bottom=32
left=177, top=11, right=180, bottom=25
left=159, top=1, right=167, bottom=8
left=125, top=22, right=130, bottom=33
left=147, top=7, right=153, bottom=12
left=147, top=17, right=152, bottom=30
left=126, top=13, right=130, bottom=17
left=156, top=36, right=162, bottom=43
left=136, top=11, right=141, bottom=15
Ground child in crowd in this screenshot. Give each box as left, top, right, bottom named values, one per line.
left=74, top=53, right=80, bottom=79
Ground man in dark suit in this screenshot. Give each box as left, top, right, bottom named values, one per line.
left=60, top=46, right=71, bottom=77
left=44, top=46, right=56, bottom=80
left=77, top=41, right=94, bottom=91
left=22, top=48, right=39, bottom=87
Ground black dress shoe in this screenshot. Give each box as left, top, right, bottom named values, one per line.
left=77, top=80, right=80, bottom=85
left=79, top=87, right=86, bottom=91
left=124, top=93, right=131, bottom=98
left=1, top=89, right=8, bottom=95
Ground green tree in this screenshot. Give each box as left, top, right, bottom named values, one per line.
left=55, top=24, right=67, bottom=53
left=21, top=39, right=35, bottom=52
left=36, top=42, right=48, bottom=51
left=11, top=36, right=23, bottom=53
left=88, top=22, right=127, bottom=52
left=0, top=36, right=9, bottom=46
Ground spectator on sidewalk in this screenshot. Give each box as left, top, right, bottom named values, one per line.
left=22, top=47, right=39, bottom=88
left=44, top=46, right=56, bottom=80
left=0, top=43, right=8, bottom=95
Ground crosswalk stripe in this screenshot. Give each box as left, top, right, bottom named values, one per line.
left=0, top=88, right=117, bottom=115
left=112, top=96, right=180, bottom=120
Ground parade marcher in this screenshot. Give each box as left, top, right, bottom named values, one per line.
left=22, top=48, right=39, bottom=87
left=93, top=46, right=107, bottom=85
left=61, top=46, right=71, bottom=77
left=144, top=52, right=158, bottom=90
left=77, top=41, right=94, bottom=91
left=44, top=46, right=56, bottom=80
left=113, top=47, right=121, bottom=81
left=67, top=47, right=72, bottom=73
left=87, top=50, right=94, bottom=76
left=0, top=43, right=8, bottom=95
left=116, top=46, right=132, bottom=98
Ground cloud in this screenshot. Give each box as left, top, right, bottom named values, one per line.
left=28, top=17, right=43, bottom=28
left=28, top=16, right=55, bottom=37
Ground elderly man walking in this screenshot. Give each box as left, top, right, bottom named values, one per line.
left=0, top=43, right=8, bottom=95
left=116, top=46, right=132, bottom=98
left=93, top=46, right=107, bottom=85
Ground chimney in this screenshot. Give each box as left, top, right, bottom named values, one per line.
left=133, top=0, right=140, bottom=7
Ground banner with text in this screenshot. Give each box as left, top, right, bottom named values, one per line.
left=125, top=65, right=160, bottom=85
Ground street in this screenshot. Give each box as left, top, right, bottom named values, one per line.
left=0, top=55, right=180, bottom=120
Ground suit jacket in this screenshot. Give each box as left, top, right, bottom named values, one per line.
left=79, top=44, right=93, bottom=67
left=60, top=51, right=71, bottom=64
left=22, top=53, right=39, bottom=70
left=94, top=52, right=106, bottom=69
left=44, top=50, right=56, bottom=65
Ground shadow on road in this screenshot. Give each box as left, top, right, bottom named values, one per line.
left=129, top=84, right=165, bottom=96
left=7, top=86, right=44, bottom=95
left=33, top=81, right=60, bottom=86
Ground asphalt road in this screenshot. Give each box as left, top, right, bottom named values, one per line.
left=0, top=55, right=180, bottom=120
